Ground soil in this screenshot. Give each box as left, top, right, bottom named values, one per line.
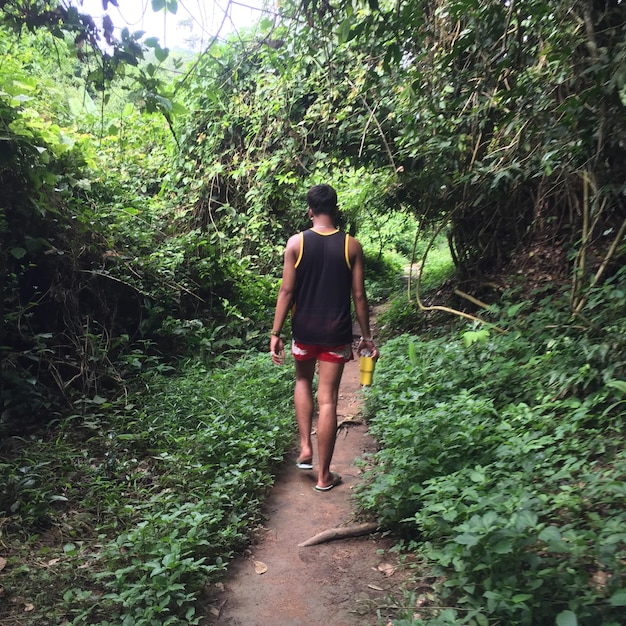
left=204, top=354, right=407, bottom=626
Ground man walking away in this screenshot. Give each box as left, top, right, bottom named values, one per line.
left=270, top=184, right=378, bottom=491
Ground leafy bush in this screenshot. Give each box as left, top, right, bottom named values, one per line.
left=414, top=232, right=456, bottom=295
left=359, top=289, right=626, bottom=626
left=358, top=209, right=419, bottom=260
left=375, top=232, right=456, bottom=340
left=363, top=250, right=406, bottom=305
left=376, top=297, right=424, bottom=339
left=0, top=352, right=295, bottom=625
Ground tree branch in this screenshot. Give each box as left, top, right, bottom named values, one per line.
left=298, top=522, right=379, bottom=547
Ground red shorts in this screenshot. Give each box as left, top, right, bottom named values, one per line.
left=291, top=340, right=354, bottom=363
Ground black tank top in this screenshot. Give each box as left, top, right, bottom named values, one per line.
left=291, top=229, right=353, bottom=346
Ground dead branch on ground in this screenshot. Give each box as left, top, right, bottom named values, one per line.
left=298, top=522, right=379, bottom=547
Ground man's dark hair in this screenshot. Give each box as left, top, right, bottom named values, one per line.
left=307, top=184, right=338, bottom=215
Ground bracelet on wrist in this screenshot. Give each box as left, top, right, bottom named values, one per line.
left=271, top=330, right=281, bottom=337
left=360, top=336, right=373, bottom=342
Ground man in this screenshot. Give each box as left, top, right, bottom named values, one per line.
left=270, top=184, right=378, bottom=491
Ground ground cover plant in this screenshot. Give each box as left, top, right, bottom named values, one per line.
left=0, top=353, right=294, bottom=625
left=2, top=2, right=626, bottom=625
left=375, top=230, right=456, bottom=341
left=359, top=277, right=626, bottom=626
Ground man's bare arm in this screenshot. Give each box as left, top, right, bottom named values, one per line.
left=270, top=235, right=299, bottom=363
left=349, top=236, right=377, bottom=356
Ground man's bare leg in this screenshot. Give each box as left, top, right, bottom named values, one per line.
left=294, top=359, right=316, bottom=464
left=315, top=360, right=344, bottom=488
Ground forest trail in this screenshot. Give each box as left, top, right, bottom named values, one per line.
left=205, top=352, right=405, bottom=626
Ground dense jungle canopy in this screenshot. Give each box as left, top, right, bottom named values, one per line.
left=1, top=1, right=625, bottom=624
left=1, top=0, right=625, bottom=427
left=0, top=0, right=626, bottom=422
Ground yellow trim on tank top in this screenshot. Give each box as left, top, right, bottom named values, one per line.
left=310, top=228, right=339, bottom=236
left=294, top=232, right=304, bottom=268
left=294, top=229, right=350, bottom=270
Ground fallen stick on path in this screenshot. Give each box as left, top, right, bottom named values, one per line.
left=337, top=416, right=364, bottom=437
left=337, top=415, right=363, bottom=429
left=298, top=522, right=379, bottom=547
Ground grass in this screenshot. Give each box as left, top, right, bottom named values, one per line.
left=358, top=280, right=626, bottom=626
left=3, top=238, right=623, bottom=626
left=0, top=353, right=295, bottom=626
left=376, top=231, right=456, bottom=340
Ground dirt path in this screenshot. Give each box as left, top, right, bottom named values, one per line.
left=205, top=355, right=403, bottom=626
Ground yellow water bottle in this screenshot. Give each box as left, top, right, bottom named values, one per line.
left=359, top=350, right=375, bottom=386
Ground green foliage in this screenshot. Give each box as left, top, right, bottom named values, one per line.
left=0, top=352, right=295, bottom=625
left=2, top=3, right=626, bottom=623
left=362, top=251, right=405, bottom=305
left=414, top=232, right=456, bottom=296
left=0, top=0, right=177, bottom=110
left=376, top=297, right=423, bottom=339
left=358, top=284, right=626, bottom=625
left=0, top=25, right=270, bottom=432
left=376, top=232, right=456, bottom=339
left=0, top=26, right=118, bottom=425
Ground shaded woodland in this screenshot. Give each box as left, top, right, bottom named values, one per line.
left=2, top=0, right=625, bottom=428
left=0, top=1, right=625, bottom=624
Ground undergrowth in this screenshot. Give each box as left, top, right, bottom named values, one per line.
left=0, top=353, right=294, bottom=625
left=360, top=278, right=626, bottom=626
left=376, top=231, right=456, bottom=340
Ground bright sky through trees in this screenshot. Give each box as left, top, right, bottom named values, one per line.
left=72, top=0, right=270, bottom=50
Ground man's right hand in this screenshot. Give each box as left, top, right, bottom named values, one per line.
left=270, top=336, right=285, bottom=365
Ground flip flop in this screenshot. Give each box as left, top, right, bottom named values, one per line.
left=296, top=459, right=313, bottom=470
left=314, top=472, right=342, bottom=492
